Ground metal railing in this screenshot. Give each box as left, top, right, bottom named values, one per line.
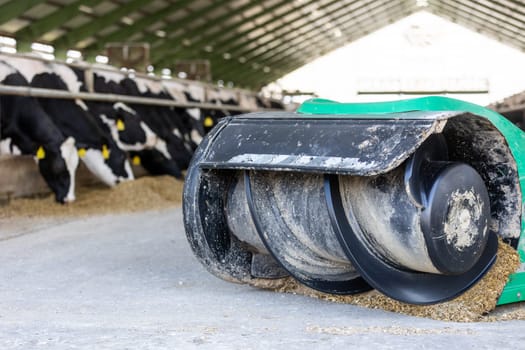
left=0, top=84, right=269, bottom=112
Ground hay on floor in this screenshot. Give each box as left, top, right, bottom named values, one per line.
left=248, top=239, right=521, bottom=322
left=0, top=176, right=183, bottom=218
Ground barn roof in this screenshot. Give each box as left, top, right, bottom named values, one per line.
left=0, top=0, right=523, bottom=89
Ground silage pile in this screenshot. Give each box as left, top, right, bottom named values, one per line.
left=250, top=239, right=522, bottom=322
left=0, top=176, right=183, bottom=218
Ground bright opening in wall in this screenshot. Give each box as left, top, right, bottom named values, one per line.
left=31, top=42, right=55, bottom=59
left=67, top=49, right=82, bottom=59
left=161, top=68, right=171, bottom=79
left=31, top=42, right=54, bottom=53
left=0, top=36, right=16, bottom=47
left=0, top=46, right=16, bottom=54
left=95, top=55, right=109, bottom=64
left=0, top=36, right=16, bottom=53
left=147, top=65, right=155, bottom=76
left=66, top=49, right=82, bottom=63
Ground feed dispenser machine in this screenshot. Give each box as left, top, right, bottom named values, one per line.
left=183, top=96, right=525, bottom=305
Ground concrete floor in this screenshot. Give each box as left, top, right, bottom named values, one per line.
left=0, top=208, right=524, bottom=349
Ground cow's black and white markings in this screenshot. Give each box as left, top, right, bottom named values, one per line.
left=114, top=74, right=193, bottom=170
left=123, top=77, right=192, bottom=169
left=202, top=87, right=240, bottom=133
left=0, top=54, right=280, bottom=193
left=163, top=80, right=205, bottom=147
left=69, top=67, right=159, bottom=154
left=128, top=149, right=182, bottom=178
left=84, top=69, right=184, bottom=178
left=7, top=56, right=134, bottom=186
left=33, top=72, right=133, bottom=186
left=0, top=137, right=22, bottom=155
left=0, top=61, right=79, bottom=203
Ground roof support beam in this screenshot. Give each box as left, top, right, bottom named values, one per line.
left=216, top=0, right=410, bottom=82
left=82, top=0, right=195, bottom=57
left=213, top=0, right=403, bottom=78
left=493, top=0, right=525, bottom=22
left=212, top=0, right=342, bottom=58
left=153, top=0, right=330, bottom=67
left=437, top=11, right=525, bottom=49
left=150, top=0, right=293, bottom=62
left=471, top=0, right=525, bottom=27
left=0, top=0, right=47, bottom=26
left=432, top=1, right=525, bottom=49
left=195, top=0, right=322, bottom=54
left=52, top=0, right=146, bottom=50
left=155, top=1, right=351, bottom=75
left=253, top=62, right=300, bottom=88
left=438, top=0, right=525, bottom=36
left=138, top=1, right=230, bottom=54
left=150, top=1, right=274, bottom=60
left=231, top=4, right=411, bottom=88
left=160, top=0, right=409, bottom=78
left=15, top=0, right=105, bottom=42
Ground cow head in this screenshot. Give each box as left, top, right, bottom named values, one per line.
left=97, top=102, right=158, bottom=151
left=36, top=137, right=79, bottom=203
left=182, top=107, right=205, bottom=145
left=113, top=102, right=158, bottom=149
left=105, top=141, right=134, bottom=183
left=130, top=149, right=182, bottom=179
left=166, top=140, right=193, bottom=170
left=78, top=142, right=133, bottom=187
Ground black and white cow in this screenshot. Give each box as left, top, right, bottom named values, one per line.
left=70, top=67, right=158, bottom=152
left=0, top=61, right=78, bottom=203
left=114, top=74, right=193, bottom=169
left=5, top=56, right=134, bottom=186
left=79, top=68, right=184, bottom=178
left=255, top=96, right=284, bottom=110
left=203, top=87, right=242, bottom=133
left=238, top=92, right=259, bottom=112
left=162, top=80, right=206, bottom=147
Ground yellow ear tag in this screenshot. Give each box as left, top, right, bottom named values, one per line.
left=36, top=146, right=46, bottom=160
left=116, top=119, right=125, bottom=131
left=77, top=148, right=86, bottom=158
left=102, top=145, right=110, bottom=160
left=204, top=116, right=214, bottom=127
left=132, top=155, right=141, bottom=166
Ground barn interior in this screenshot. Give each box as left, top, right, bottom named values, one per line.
left=1, top=1, right=525, bottom=348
